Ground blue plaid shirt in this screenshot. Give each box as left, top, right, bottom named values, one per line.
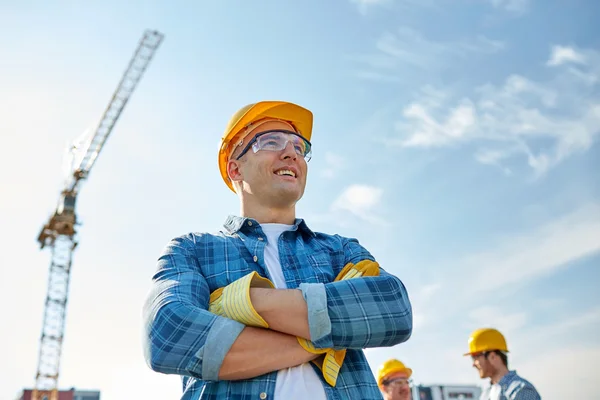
left=143, top=215, right=413, bottom=399
left=480, top=370, right=541, bottom=400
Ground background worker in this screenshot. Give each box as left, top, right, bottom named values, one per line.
left=143, top=100, right=413, bottom=399
left=464, top=328, right=541, bottom=400
left=376, top=359, right=413, bottom=400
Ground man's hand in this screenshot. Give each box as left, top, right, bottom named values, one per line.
left=209, top=271, right=275, bottom=328
left=297, top=260, right=380, bottom=387
left=296, top=336, right=346, bottom=386
left=334, top=259, right=380, bottom=282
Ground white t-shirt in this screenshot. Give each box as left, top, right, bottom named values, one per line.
left=260, top=223, right=327, bottom=400
left=488, top=383, right=501, bottom=400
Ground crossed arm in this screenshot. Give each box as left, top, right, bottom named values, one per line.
left=218, top=325, right=317, bottom=380
left=249, top=287, right=311, bottom=339
left=143, top=235, right=412, bottom=381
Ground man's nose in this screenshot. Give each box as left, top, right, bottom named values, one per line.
left=280, top=141, right=297, bottom=159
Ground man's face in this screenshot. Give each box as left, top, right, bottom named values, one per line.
left=381, top=372, right=412, bottom=400
left=228, top=120, right=309, bottom=207
left=471, top=352, right=495, bottom=379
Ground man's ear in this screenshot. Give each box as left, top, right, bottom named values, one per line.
left=488, top=352, right=499, bottom=364
left=227, top=159, right=243, bottom=183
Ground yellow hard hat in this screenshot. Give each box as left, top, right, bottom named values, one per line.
left=464, top=328, right=509, bottom=356
left=376, top=359, right=412, bottom=386
left=217, top=100, right=314, bottom=192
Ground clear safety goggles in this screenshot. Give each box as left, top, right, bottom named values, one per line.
left=235, top=129, right=312, bottom=162
left=382, top=377, right=412, bottom=387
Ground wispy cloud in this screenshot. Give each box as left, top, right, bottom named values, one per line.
left=351, top=27, right=505, bottom=82
left=464, top=202, right=600, bottom=292
left=390, top=44, right=600, bottom=176
left=351, top=0, right=389, bottom=4
left=397, top=99, right=478, bottom=147
left=547, top=45, right=586, bottom=66
left=467, top=306, right=528, bottom=336
left=409, top=203, right=600, bottom=328
left=350, top=0, right=436, bottom=14
left=352, top=0, right=531, bottom=15
left=520, top=346, right=600, bottom=400
left=409, top=282, right=443, bottom=329
left=350, top=0, right=393, bottom=14
left=487, top=0, right=530, bottom=15
left=547, top=45, right=598, bottom=85
left=331, top=184, right=387, bottom=225
left=474, top=147, right=514, bottom=175
left=320, top=151, right=347, bottom=179
left=378, top=28, right=505, bottom=65
left=419, top=282, right=442, bottom=299
left=538, top=307, right=600, bottom=339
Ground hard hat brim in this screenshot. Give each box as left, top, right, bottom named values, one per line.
left=463, top=349, right=509, bottom=356
left=378, top=367, right=413, bottom=386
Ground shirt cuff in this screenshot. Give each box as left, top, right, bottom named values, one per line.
left=200, top=316, right=246, bottom=380
left=299, top=282, right=332, bottom=347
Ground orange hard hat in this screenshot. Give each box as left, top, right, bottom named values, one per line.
left=217, top=101, right=313, bottom=192
left=464, top=328, right=509, bottom=356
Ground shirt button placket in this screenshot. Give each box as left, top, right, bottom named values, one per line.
left=259, top=393, right=267, bottom=399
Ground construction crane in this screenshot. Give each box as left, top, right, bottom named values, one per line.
left=31, top=30, right=164, bottom=400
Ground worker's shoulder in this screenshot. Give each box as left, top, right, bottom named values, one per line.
left=310, top=231, right=375, bottom=260
left=506, top=371, right=540, bottom=399
left=311, top=230, right=361, bottom=242
left=303, top=229, right=357, bottom=248
left=511, top=371, right=538, bottom=387
left=166, top=230, right=235, bottom=246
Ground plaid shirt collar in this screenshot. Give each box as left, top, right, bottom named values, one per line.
left=223, top=214, right=316, bottom=237
left=498, top=370, right=517, bottom=385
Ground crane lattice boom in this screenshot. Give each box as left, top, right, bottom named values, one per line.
left=68, top=30, right=164, bottom=193
left=32, top=30, right=164, bottom=400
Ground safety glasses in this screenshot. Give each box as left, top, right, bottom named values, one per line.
left=383, top=377, right=412, bottom=387
left=471, top=352, right=489, bottom=359
left=235, top=129, right=312, bottom=162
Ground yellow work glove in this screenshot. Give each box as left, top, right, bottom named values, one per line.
left=334, top=259, right=380, bottom=282
left=297, top=337, right=347, bottom=387
left=297, top=259, right=380, bottom=387
left=209, top=271, right=274, bottom=328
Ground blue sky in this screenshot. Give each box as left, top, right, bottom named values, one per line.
left=1, top=1, right=598, bottom=399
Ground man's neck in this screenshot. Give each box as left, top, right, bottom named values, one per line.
left=490, top=366, right=509, bottom=385
left=240, top=203, right=296, bottom=225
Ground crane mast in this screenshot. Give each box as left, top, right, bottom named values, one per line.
left=32, top=30, right=164, bottom=400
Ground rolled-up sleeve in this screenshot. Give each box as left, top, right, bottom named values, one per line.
left=142, top=234, right=245, bottom=381
left=299, top=236, right=412, bottom=350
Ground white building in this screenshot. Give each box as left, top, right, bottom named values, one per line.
left=413, top=384, right=482, bottom=400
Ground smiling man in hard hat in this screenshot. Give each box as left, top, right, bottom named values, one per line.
left=143, top=100, right=413, bottom=399
left=377, top=359, right=413, bottom=400
left=464, top=328, right=541, bottom=400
